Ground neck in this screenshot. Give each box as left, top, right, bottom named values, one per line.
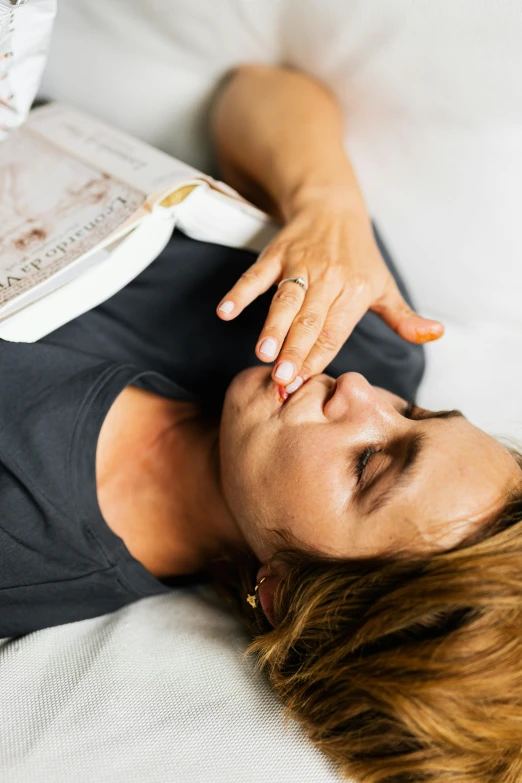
left=163, top=409, right=246, bottom=576
left=97, top=387, right=248, bottom=580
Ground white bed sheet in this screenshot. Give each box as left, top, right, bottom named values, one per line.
left=0, top=589, right=343, bottom=783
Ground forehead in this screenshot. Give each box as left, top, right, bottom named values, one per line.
left=375, top=417, right=521, bottom=552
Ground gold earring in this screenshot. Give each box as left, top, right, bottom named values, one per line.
left=246, top=576, right=267, bottom=608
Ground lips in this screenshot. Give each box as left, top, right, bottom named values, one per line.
left=276, top=383, right=290, bottom=403
left=279, top=376, right=312, bottom=404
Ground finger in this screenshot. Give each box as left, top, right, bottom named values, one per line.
left=216, top=245, right=281, bottom=320
left=254, top=276, right=310, bottom=369
left=271, top=283, right=369, bottom=385
left=288, top=294, right=372, bottom=383
left=371, top=278, right=445, bottom=343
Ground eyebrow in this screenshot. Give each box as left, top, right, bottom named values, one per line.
left=362, top=409, right=465, bottom=517
left=418, top=409, right=465, bottom=422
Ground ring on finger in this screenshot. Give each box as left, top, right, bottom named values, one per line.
left=277, top=276, right=308, bottom=293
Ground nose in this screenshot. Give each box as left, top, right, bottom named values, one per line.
left=324, top=372, right=401, bottom=426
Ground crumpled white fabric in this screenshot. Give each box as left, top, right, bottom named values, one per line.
left=0, top=0, right=55, bottom=139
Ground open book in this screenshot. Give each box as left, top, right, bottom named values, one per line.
left=0, top=102, right=278, bottom=342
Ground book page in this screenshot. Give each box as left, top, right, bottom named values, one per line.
left=0, top=126, right=145, bottom=309
left=27, top=103, right=205, bottom=197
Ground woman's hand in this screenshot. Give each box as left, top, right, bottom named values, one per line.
left=216, top=189, right=444, bottom=389
left=212, top=63, right=443, bottom=387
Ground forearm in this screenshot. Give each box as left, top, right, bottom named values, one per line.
left=211, top=63, right=367, bottom=222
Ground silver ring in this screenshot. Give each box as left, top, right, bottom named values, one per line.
left=277, top=276, right=308, bottom=293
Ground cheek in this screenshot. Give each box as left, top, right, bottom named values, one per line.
left=220, top=414, right=285, bottom=533
left=261, top=434, right=351, bottom=550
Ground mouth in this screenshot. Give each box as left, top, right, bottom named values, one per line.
left=275, top=374, right=337, bottom=409
left=276, top=376, right=313, bottom=404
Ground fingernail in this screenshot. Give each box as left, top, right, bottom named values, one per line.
left=285, top=375, right=304, bottom=393
left=275, top=361, right=295, bottom=381
left=259, top=337, right=277, bottom=357
left=219, top=301, right=234, bottom=314
left=414, top=323, right=444, bottom=342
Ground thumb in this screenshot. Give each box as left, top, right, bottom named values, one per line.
left=372, top=279, right=445, bottom=344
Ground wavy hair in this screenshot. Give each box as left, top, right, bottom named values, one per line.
left=208, top=445, right=522, bottom=783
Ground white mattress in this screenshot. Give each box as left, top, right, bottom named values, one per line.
left=2, top=1, right=520, bottom=781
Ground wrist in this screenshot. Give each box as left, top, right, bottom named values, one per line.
left=282, top=179, right=368, bottom=222
left=279, top=153, right=367, bottom=220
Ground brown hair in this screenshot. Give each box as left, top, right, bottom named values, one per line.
left=209, top=447, right=522, bottom=783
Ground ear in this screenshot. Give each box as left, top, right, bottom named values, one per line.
left=258, top=573, right=281, bottom=627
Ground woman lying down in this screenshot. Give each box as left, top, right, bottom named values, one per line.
left=4, top=65, right=522, bottom=783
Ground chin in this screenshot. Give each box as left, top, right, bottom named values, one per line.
left=221, top=366, right=267, bottom=432
left=225, top=365, right=272, bottom=405
left=239, top=364, right=273, bottom=385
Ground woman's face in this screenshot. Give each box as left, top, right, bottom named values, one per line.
left=220, top=367, right=521, bottom=621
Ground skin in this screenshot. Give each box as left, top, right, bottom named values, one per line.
left=97, top=368, right=522, bottom=629
left=221, top=368, right=522, bottom=625
left=209, top=65, right=519, bottom=624
left=212, top=63, right=444, bottom=391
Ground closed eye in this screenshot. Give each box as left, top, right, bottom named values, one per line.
left=354, top=398, right=421, bottom=483
left=354, top=400, right=466, bottom=512
left=355, top=446, right=381, bottom=482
